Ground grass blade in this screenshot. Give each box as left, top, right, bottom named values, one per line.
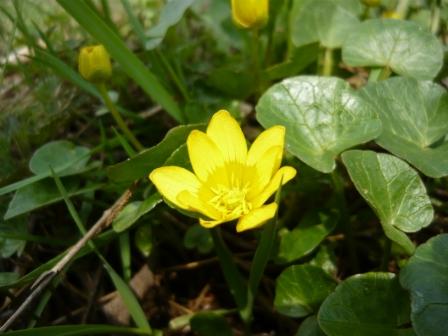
left=56, top=0, right=183, bottom=122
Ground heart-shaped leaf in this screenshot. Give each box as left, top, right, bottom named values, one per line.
left=360, top=77, right=448, bottom=178
left=341, top=150, right=433, bottom=254
left=318, top=272, right=411, bottom=336
left=256, top=76, right=382, bottom=173
left=290, top=0, right=360, bottom=48
left=342, top=19, right=443, bottom=80
left=29, top=140, right=91, bottom=176
left=277, top=209, right=338, bottom=263
left=274, top=265, right=337, bottom=318
left=296, top=315, right=326, bottom=336
left=400, top=234, right=448, bottom=336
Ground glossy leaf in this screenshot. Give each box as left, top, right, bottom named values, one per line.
left=360, top=77, right=448, bottom=178
left=107, top=124, right=203, bottom=182
left=29, top=141, right=90, bottom=176
left=112, top=194, right=162, bottom=232
left=400, top=234, right=448, bottom=336
left=318, top=273, right=411, bottom=336
left=342, top=150, right=433, bottom=254
left=290, top=0, right=360, bottom=48
left=342, top=19, right=443, bottom=80
left=4, top=180, right=101, bottom=220
left=274, top=265, right=337, bottom=318
left=296, top=315, right=326, bottom=336
left=256, top=76, right=382, bottom=173
left=145, top=0, right=195, bottom=49
left=278, top=209, right=337, bottom=263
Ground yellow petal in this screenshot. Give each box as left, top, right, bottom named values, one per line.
left=149, top=166, right=201, bottom=210
left=251, top=166, right=297, bottom=208
left=187, top=130, right=224, bottom=183
left=236, top=202, right=278, bottom=232
left=206, top=110, right=247, bottom=164
left=247, top=126, right=285, bottom=168
left=177, top=190, right=221, bottom=220
left=246, top=146, right=283, bottom=199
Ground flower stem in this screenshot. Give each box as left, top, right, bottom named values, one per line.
left=322, top=47, right=334, bottom=76
left=97, top=83, right=144, bottom=152
left=251, top=28, right=262, bottom=95
left=211, top=228, right=247, bottom=313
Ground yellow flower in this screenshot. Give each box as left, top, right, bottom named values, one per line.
left=231, top=0, right=269, bottom=29
left=149, top=110, right=296, bottom=232
left=78, top=45, right=112, bottom=83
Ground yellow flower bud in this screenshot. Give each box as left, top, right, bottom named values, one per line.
left=78, top=45, right=112, bottom=83
left=361, top=0, right=381, bottom=7
left=231, top=0, right=269, bottom=29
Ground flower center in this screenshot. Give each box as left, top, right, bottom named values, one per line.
left=210, top=185, right=252, bottom=219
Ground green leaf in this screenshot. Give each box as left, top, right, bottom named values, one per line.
left=360, top=77, right=448, bottom=178
left=342, top=19, right=444, bottom=80
left=0, top=272, right=19, bottom=286
left=277, top=209, right=338, bottom=263
left=0, top=218, right=27, bottom=257
left=107, top=124, right=203, bottom=182
left=318, top=272, right=411, bottom=336
left=341, top=150, right=433, bottom=254
left=184, top=224, right=213, bottom=254
left=145, top=0, right=195, bottom=49
left=296, top=315, right=326, bottom=336
left=274, top=265, right=337, bottom=318
left=112, top=194, right=162, bottom=232
left=4, top=180, right=101, bottom=220
left=190, top=312, right=233, bottom=336
left=4, top=325, right=151, bottom=336
left=256, top=76, right=382, bottom=173
left=290, top=0, right=360, bottom=48
left=400, top=234, right=448, bottom=336
left=29, top=141, right=90, bottom=176
left=57, top=0, right=182, bottom=122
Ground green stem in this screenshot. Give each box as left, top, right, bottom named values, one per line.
left=211, top=228, right=247, bottom=313
left=251, top=28, right=262, bottom=95
left=97, top=83, right=144, bottom=152
left=368, top=66, right=391, bottom=82
left=331, top=170, right=359, bottom=273
left=396, top=0, right=410, bottom=19
left=322, top=47, right=334, bottom=77
left=240, top=214, right=278, bottom=325
left=380, top=239, right=392, bottom=271
left=430, top=2, right=441, bottom=34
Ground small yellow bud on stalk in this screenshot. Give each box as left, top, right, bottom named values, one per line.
left=78, top=45, right=112, bottom=83
left=231, top=0, right=269, bottom=29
